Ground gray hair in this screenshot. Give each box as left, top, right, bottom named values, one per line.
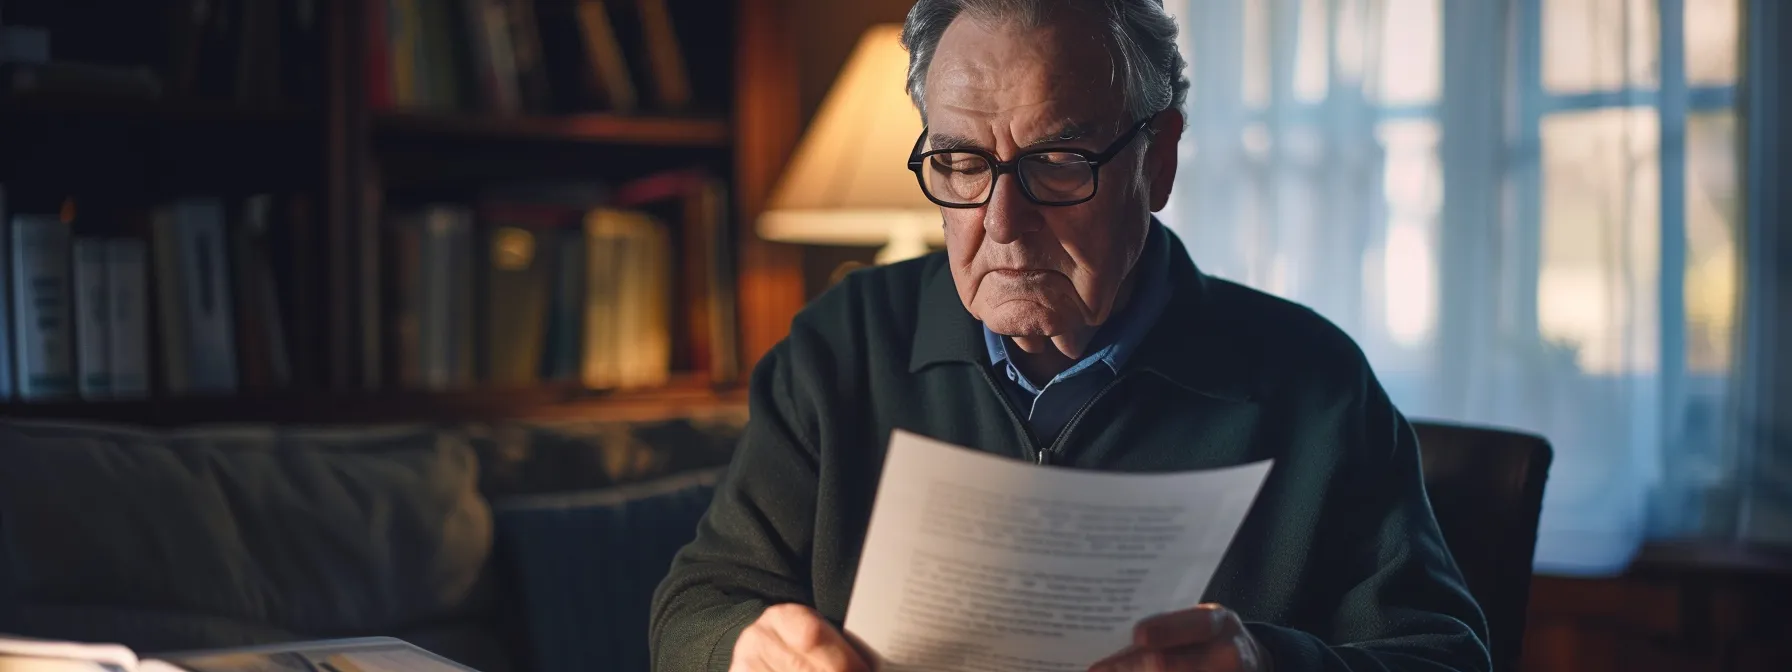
left=899, top=0, right=1189, bottom=124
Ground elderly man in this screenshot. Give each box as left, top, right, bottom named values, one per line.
left=651, top=0, right=1489, bottom=670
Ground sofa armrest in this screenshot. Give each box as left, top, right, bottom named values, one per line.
left=491, top=468, right=722, bottom=672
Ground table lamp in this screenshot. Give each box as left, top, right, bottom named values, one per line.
left=757, top=24, right=944, bottom=265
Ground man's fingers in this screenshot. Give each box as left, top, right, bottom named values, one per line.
left=1134, top=604, right=1232, bottom=649
left=1088, top=639, right=1245, bottom=672
left=757, top=604, right=871, bottom=672
left=743, top=624, right=854, bottom=672
left=735, top=623, right=802, bottom=672
left=749, top=630, right=827, bottom=672
left=723, top=605, right=870, bottom=672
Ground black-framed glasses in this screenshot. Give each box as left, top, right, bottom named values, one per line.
left=906, top=115, right=1156, bottom=208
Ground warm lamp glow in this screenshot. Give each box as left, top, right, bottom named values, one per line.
left=758, top=24, right=943, bottom=264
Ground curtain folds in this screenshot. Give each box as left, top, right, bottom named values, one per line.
left=1162, top=0, right=1766, bottom=576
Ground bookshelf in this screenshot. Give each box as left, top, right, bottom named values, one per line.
left=373, top=110, right=731, bottom=147
left=0, top=92, right=319, bottom=126
left=0, top=375, right=745, bottom=427
left=0, top=0, right=807, bottom=424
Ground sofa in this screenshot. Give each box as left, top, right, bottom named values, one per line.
left=0, top=410, right=749, bottom=672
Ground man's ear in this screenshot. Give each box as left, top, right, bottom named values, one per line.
left=1145, top=108, right=1185, bottom=212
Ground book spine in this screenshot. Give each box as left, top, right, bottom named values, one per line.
left=152, top=206, right=191, bottom=394
left=450, top=210, right=476, bottom=386
left=72, top=237, right=113, bottom=399
left=420, top=206, right=474, bottom=390
left=540, top=226, right=585, bottom=382
left=366, top=0, right=393, bottom=108
left=175, top=199, right=239, bottom=395
left=391, top=0, right=421, bottom=107
left=507, top=0, right=554, bottom=112
left=0, top=187, right=12, bottom=400
left=635, top=0, right=690, bottom=110
left=108, top=238, right=151, bottom=398
left=232, top=197, right=274, bottom=391
left=246, top=196, right=293, bottom=388
left=392, top=215, right=423, bottom=388
left=462, top=0, right=502, bottom=111
left=574, top=0, right=637, bottom=112
left=482, top=0, right=524, bottom=113
left=10, top=215, right=75, bottom=400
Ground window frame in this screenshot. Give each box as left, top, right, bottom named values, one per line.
left=1513, top=0, right=1740, bottom=457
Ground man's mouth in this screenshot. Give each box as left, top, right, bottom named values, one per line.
left=990, top=269, right=1053, bottom=281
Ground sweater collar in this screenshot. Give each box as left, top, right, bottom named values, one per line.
left=909, top=220, right=1254, bottom=402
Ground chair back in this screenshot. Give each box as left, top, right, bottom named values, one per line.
left=1411, top=421, right=1552, bottom=672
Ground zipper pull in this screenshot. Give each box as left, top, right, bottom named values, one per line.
left=1035, top=450, right=1050, bottom=466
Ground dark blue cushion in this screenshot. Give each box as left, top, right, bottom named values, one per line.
left=491, top=468, right=721, bottom=672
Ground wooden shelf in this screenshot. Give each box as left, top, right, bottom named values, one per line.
left=0, top=92, right=319, bottom=126
left=372, top=110, right=732, bottom=148
left=1631, top=540, right=1792, bottom=577
left=0, top=378, right=747, bottom=427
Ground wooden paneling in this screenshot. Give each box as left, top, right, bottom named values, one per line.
left=732, top=0, right=808, bottom=371
left=1520, top=546, right=1792, bottom=672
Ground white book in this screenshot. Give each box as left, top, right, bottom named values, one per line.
left=71, top=237, right=112, bottom=399
left=107, top=238, right=150, bottom=398
left=9, top=214, right=74, bottom=400
left=156, top=199, right=238, bottom=395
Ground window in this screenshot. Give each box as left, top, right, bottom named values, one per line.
left=1519, top=0, right=1742, bottom=539
left=1165, top=0, right=1745, bottom=574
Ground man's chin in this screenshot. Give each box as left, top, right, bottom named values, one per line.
left=978, top=303, right=1075, bottom=339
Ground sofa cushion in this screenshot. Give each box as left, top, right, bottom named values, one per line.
left=0, top=420, right=500, bottom=666
left=491, top=467, right=723, bottom=672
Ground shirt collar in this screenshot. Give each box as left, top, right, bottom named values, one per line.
left=982, top=221, right=1174, bottom=376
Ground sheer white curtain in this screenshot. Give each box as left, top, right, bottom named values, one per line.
left=1159, top=0, right=1748, bottom=576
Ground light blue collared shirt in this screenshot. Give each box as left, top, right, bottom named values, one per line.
left=982, top=222, right=1174, bottom=447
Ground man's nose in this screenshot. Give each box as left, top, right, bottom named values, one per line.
left=982, top=174, right=1045, bottom=244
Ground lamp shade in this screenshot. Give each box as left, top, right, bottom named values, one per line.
left=758, top=24, right=944, bottom=261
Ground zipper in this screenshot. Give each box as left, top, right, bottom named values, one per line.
left=1039, top=372, right=1130, bottom=465
left=975, top=365, right=1047, bottom=463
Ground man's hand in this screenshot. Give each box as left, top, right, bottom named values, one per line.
left=1089, top=604, right=1271, bottom=672
left=730, top=603, right=873, bottom=672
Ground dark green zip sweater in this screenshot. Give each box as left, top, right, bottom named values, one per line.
left=650, top=230, right=1491, bottom=672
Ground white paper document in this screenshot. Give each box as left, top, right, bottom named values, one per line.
left=844, top=431, right=1273, bottom=672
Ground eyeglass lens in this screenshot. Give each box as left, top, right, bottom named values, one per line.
left=920, top=151, right=1097, bottom=205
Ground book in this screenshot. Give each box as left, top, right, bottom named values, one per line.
left=611, top=169, right=739, bottom=383
left=580, top=208, right=671, bottom=390
left=634, top=0, right=691, bottom=111
left=152, top=199, right=239, bottom=396
left=10, top=214, right=75, bottom=400
left=71, top=237, right=112, bottom=399
left=571, top=0, right=637, bottom=112
left=478, top=212, right=555, bottom=386
left=231, top=195, right=293, bottom=391
left=107, top=238, right=151, bottom=398
left=538, top=226, right=586, bottom=382
left=420, top=206, right=475, bottom=390
left=0, top=186, right=13, bottom=401
left=0, top=635, right=478, bottom=672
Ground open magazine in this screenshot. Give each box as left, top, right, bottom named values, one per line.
left=0, top=636, right=478, bottom=672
